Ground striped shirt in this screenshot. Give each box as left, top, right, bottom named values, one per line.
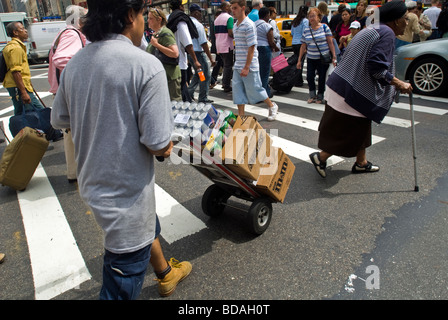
left=233, top=17, right=259, bottom=71
left=326, top=24, right=396, bottom=124
left=214, top=12, right=234, bottom=53
left=301, top=24, right=332, bottom=60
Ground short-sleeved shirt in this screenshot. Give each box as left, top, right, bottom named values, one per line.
left=423, top=6, right=441, bottom=29
left=214, top=12, right=234, bottom=53
left=234, top=17, right=259, bottom=71
left=248, top=9, right=259, bottom=22
left=2, top=38, right=32, bottom=91
left=174, top=21, right=193, bottom=70
left=301, top=23, right=332, bottom=60
left=51, top=34, right=173, bottom=254
left=397, top=12, right=422, bottom=43
left=147, top=26, right=181, bottom=80
left=255, top=19, right=273, bottom=47
left=190, top=16, right=207, bottom=52
left=291, top=18, right=309, bottom=45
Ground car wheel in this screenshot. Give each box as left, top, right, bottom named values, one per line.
left=409, top=57, right=448, bottom=96
left=281, top=37, right=286, bottom=49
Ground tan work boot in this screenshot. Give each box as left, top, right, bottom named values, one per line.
left=156, top=258, right=192, bottom=297
left=0, top=253, right=5, bottom=264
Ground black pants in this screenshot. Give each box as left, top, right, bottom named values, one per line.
left=306, top=58, right=329, bottom=100
left=292, top=44, right=305, bottom=85
left=219, top=50, right=234, bottom=90
left=181, top=69, right=192, bottom=102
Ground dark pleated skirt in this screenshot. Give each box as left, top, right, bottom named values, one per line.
left=318, top=103, right=372, bottom=158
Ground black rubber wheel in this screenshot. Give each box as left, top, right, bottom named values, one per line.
left=409, top=57, right=448, bottom=96
left=247, top=198, right=272, bottom=235
left=280, top=37, right=286, bottom=50
left=202, top=184, right=231, bottom=217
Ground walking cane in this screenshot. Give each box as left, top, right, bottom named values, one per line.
left=409, top=92, right=419, bottom=192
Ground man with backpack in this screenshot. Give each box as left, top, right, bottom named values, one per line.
left=2, top=21, right=44, bottom=116
left=2, top=21, right=63, bottom=142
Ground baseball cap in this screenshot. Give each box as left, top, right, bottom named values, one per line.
left=190, top=3, right=204, bottom=12
left=350, top=21, right=361, bottom=29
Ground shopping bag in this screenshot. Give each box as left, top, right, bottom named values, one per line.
left=271, top=54, right=289, bottom=73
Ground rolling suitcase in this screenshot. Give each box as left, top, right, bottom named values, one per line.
left=0, top=126, right=49, bottom=191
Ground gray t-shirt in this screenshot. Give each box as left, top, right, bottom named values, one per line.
left=51, top=34, right=173, bottom=254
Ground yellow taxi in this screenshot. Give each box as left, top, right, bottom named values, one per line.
left=275, top=18, right=293, bottom=49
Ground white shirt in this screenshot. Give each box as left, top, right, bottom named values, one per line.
left=174, top=21, right=193, bottom=69
left=423, top=6, right=441, bottom=29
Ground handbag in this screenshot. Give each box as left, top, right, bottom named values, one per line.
left=154, top=47, right=179, bottom=65
left=9, top=91, right=62, bottom=141
left=152, top=30, right=179, bottom=66
left=310, top=25, right=332, bottom=65
left=271, top=53, right=289, bottom=72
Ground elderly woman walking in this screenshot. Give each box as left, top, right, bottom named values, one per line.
left=309, top=1, right=413, bottom=178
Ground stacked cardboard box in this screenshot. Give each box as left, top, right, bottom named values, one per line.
left=221, top=116, right=295, bottom=203
left=254, top=147, right=295, bottom=203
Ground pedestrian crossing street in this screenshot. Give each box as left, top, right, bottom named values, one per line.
left=1, top=70, right=447, bottom=299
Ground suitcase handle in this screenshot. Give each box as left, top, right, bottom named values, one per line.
left=0, top=125, right=10, bottom=144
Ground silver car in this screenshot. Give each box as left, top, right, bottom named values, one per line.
left=395, top=38, right=448, bottom=96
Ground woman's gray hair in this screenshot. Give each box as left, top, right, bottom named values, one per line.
left=66, top=5, right=87, bottom=28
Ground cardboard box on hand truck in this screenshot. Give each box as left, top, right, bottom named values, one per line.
left=253, top=147, right=295, bottom=203
left=221, top=116, right=295, bottom=202
left=221, top=116, right=272, bottom=181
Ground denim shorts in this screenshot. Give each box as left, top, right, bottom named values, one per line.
left=232, top=69, right=268, bottom=105
left=99, top=216, right=161, bottom=300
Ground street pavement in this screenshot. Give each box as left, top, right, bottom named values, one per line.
left=0, top=62, right=447, bottom=302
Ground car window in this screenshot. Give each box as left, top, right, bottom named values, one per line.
left=282, top=20, right=292, bottom=30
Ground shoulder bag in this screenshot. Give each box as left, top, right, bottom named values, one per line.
left=310, top=24, right=332, bottom=65
left=152, top=31, right=179, bottom=66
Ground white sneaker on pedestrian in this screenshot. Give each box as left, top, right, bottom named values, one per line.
left=268, top=103, right=278, bottom=121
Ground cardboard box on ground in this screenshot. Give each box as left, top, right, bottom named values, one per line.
left=221, top=116, right=295, bottom=203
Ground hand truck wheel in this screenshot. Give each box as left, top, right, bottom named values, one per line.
left=247, top=198, right=272, bottom=235
left=202, top=184, right=231, bottom=217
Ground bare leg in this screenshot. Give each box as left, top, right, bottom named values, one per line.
left=264, top=97, right=274, bottom=108
left=150, top=237, right=169, bottom=273
left=237, top=104, right=245, bottom=116
left=355, top=149, right=367, bottom=166
left=319, top=151, right=332, bottom=162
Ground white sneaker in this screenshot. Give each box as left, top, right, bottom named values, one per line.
left=268, top=103, right=278, bottom=121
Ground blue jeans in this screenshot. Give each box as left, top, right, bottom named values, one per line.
left=257, top=46, right=272, bottom=97
left=427, top=29, right=441, bottom=40
left=306, top=58, right=329, bottom=100
left=7, top=87, right=45, bottom=116
left=99, top=216, right=161, bottom=300
left=188, top=51, right=210, bottom=102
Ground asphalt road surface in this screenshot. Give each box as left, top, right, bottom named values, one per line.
left=1, top=62, right=447, bottom=303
